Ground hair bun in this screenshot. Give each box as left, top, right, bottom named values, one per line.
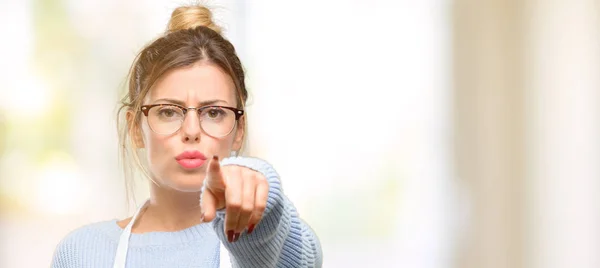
left=167, top=5, right=222, bottom=34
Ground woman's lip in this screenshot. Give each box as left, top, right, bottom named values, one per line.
left=175, top=150, right=208, bottom=161
left=177, top=158, right=206, bottom=169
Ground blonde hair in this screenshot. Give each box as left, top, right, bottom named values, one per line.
left=168, top=5, right=222, bottom=34
left=117, top=4, right=248, bottom=207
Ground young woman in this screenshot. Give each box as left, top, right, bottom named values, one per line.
left=51, top=4, right=322, bottom=268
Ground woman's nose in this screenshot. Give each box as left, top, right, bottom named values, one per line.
left=181, top=111, right=201, bottom=143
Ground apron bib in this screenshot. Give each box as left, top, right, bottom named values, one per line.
left=113, top=199, right=231, bottom=268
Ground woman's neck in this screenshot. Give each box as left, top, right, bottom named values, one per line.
left=122, top=185, right=203, bottom=233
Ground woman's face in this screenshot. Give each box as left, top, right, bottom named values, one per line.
left=137, top=61, right=244, bottom=192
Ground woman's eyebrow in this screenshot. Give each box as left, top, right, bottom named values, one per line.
left=153, top=98, right=228, bottom=106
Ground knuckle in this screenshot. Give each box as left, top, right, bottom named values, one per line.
left=227, top=200, right=242, bottom=211
left=222, top=168, right=236, bottom=177
left=241, top=203, right=254, bottom=213
left=242, top=169, right=255, bottom=179
left=253, top=212, right=264, bottom=221
left=255, top=203, right=267, bottom=212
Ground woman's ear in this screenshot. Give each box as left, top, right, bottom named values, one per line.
left=126, top=110, right=145, bottom=149
left=232, top=116, right=245, bottom=152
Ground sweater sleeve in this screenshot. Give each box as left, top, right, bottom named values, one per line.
left=211, top=156, right=323, bottom=268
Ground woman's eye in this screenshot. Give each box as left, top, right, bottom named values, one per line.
left=203, top=108, right=225, bottom=119
left=208, top=109, right=220, bottom=118
left=157, top=107, right=182, bottom=118
left=160, top=109, right=175, bottom=117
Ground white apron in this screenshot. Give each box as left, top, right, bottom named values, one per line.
left=113, top=199, right=231, bottom=268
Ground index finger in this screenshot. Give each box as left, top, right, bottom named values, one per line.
left=205, top=155, right=225, bottom=190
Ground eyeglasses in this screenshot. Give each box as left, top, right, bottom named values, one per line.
left=140, top=104, right=244, bottom=137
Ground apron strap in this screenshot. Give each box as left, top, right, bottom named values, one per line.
left=113, top=199, right=231, bottom=268
left=219, top=241, right=232, bottom=268
left=113, top=199, right=149, bottom=268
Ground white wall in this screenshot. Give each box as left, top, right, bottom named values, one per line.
left=240, top=1, right=454, bottom=267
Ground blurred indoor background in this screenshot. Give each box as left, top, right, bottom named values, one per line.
left=0, top=0, right=598, bottom=267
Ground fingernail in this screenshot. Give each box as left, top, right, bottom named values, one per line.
left=227, top=230, right=234, bottom=243
left=247, top=224, right=255, bottom=234
left=213, top=155, right=219, bottom=161
left=233, top=232, right=240, bottom=242
left=200, top=212, right=205, bottom=223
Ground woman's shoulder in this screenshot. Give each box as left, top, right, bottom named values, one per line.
left=54, top=219, right=120, bottom=250
left=51, top=219, right=120, bottom=266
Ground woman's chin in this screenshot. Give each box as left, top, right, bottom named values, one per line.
left=165, top=175, right=205, bottom=192
left=170, top=184, right=203, bottom=192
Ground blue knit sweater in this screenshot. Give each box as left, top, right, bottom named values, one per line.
left=51, top=156, right=323, bottom=268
